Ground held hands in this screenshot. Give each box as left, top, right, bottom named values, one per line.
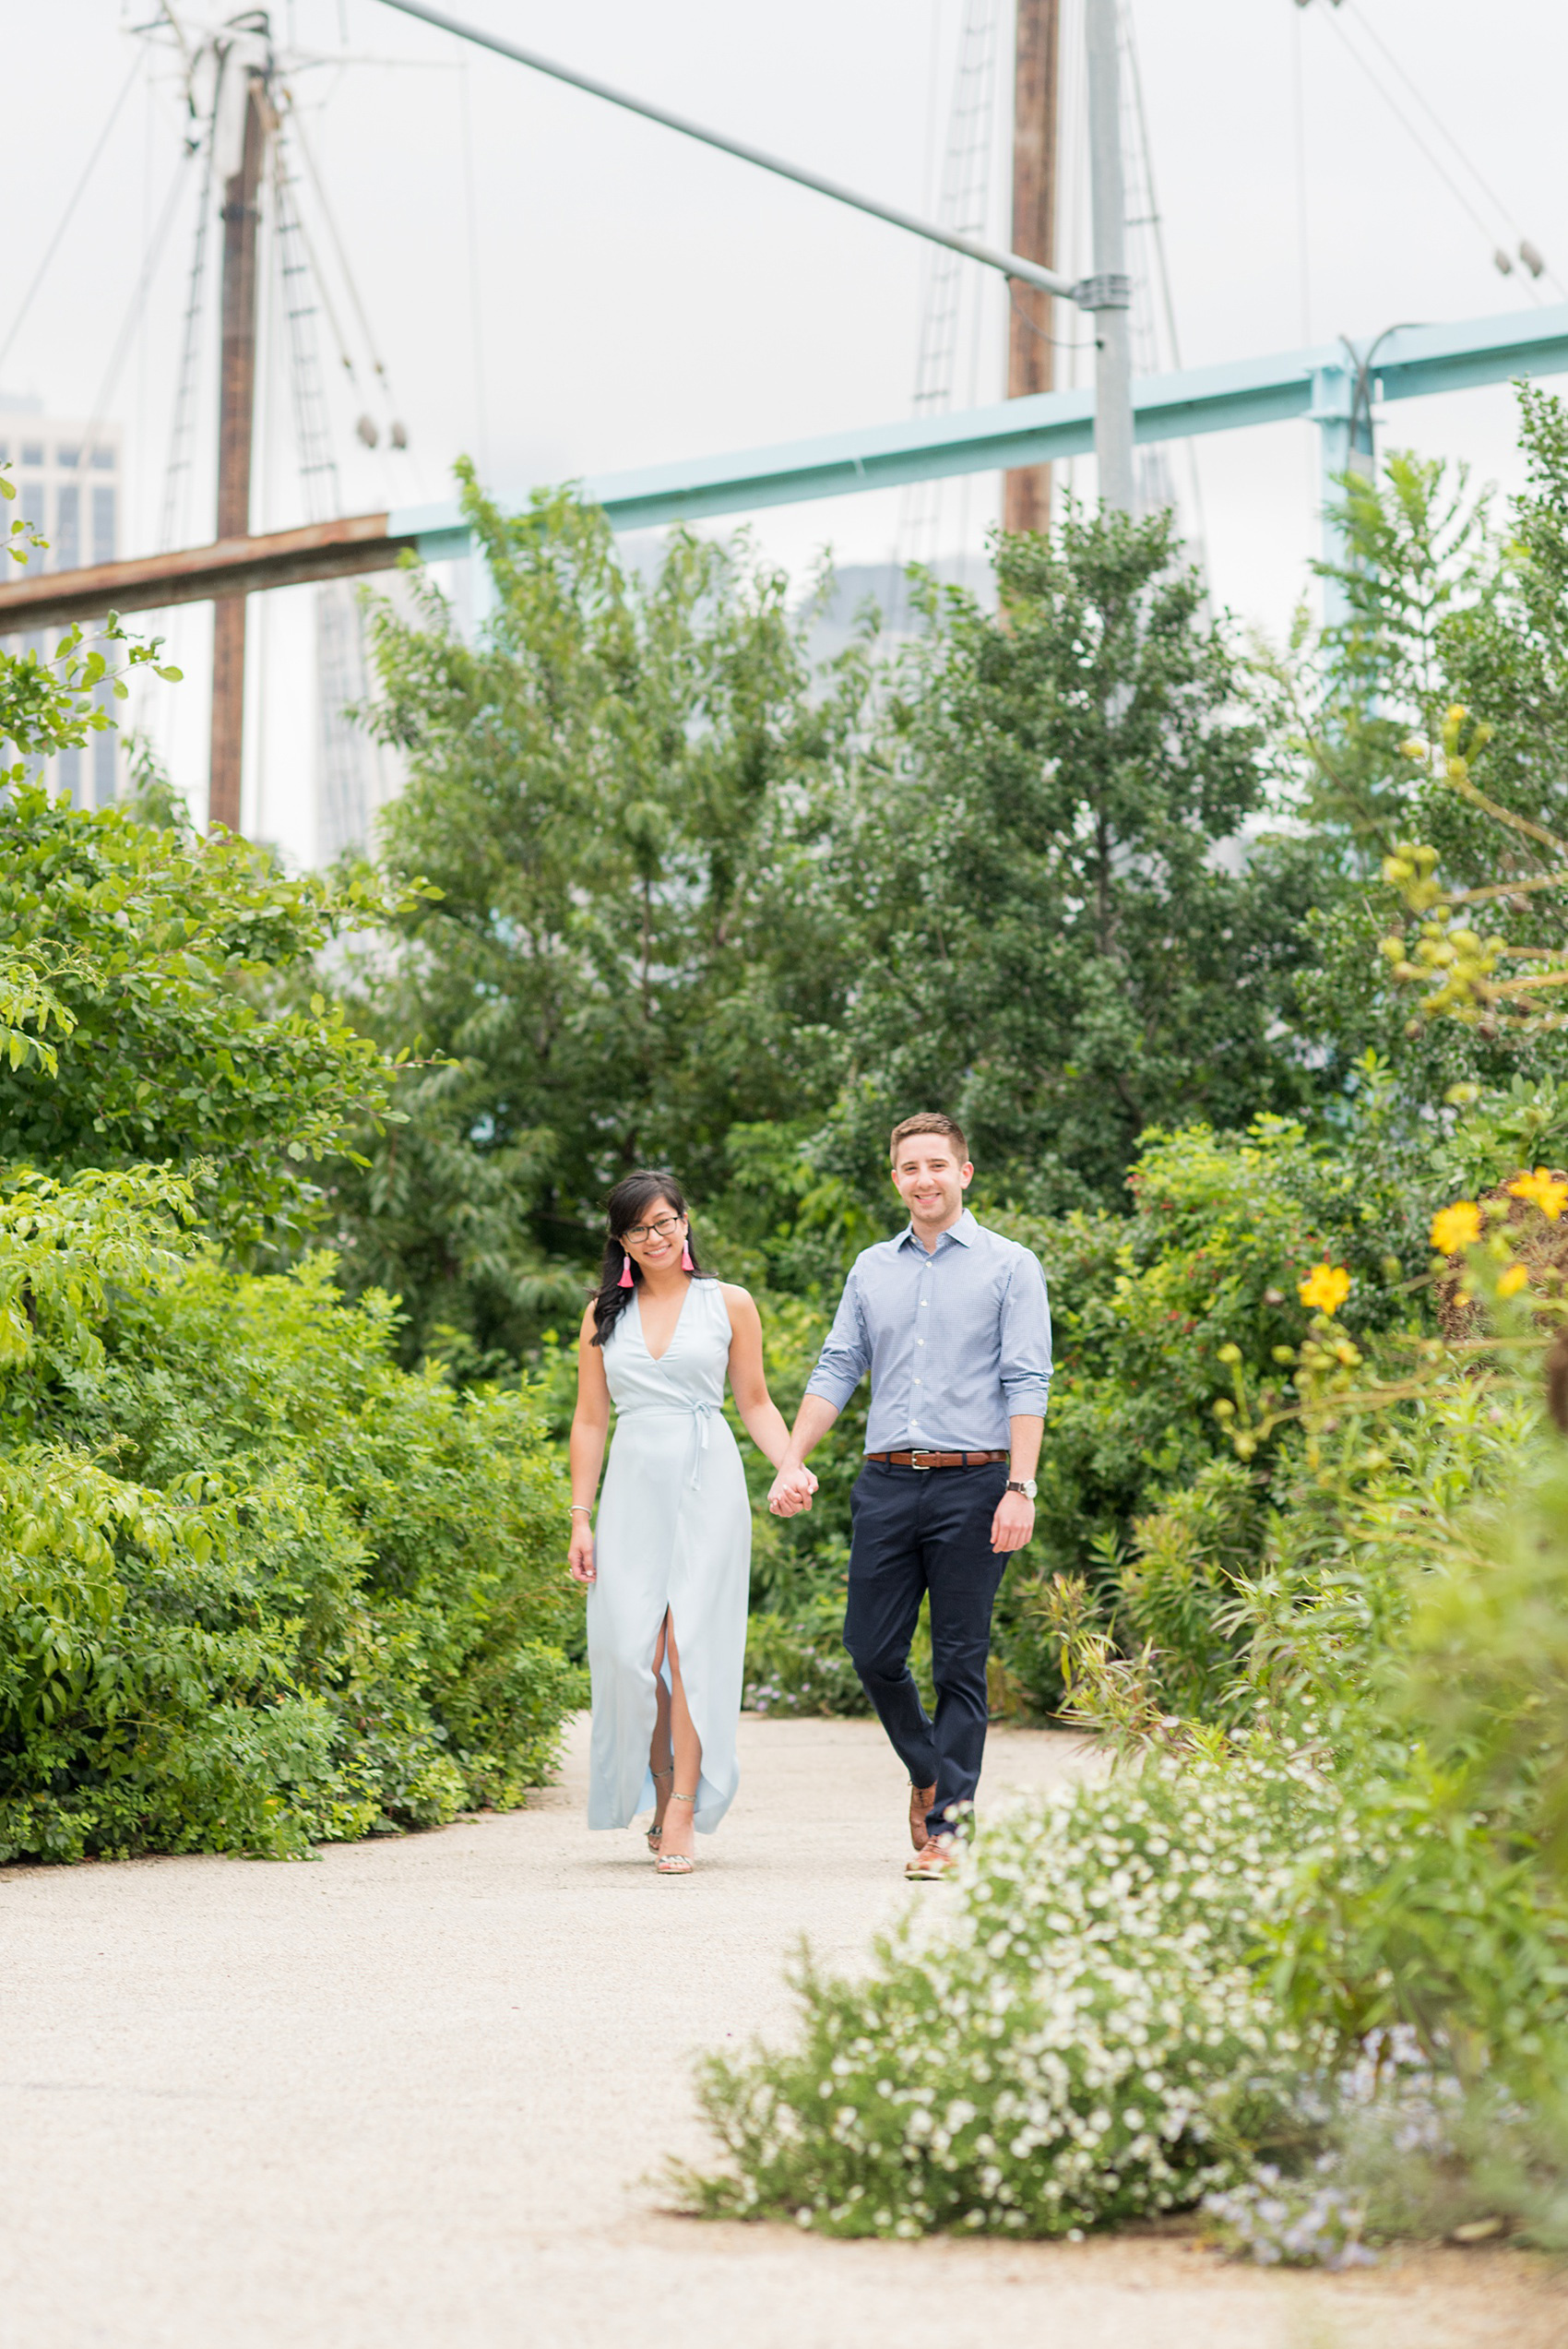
left=767, top=1461, right=819, bottom=1518
left=567, top=1518, right=597, bottom=1584
left=990, top=1488, right=1036, bottom=1556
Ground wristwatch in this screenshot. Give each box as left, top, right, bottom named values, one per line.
left=1006, top=1478, right=1038, bottom=1501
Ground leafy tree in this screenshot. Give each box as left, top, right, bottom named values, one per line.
left=0, top=472, right=407, bottom=1254
left=0, top=470, right=581, bottom=1863
left=814, top=506, right=1322, bottom=1213
left=0, top=783, right=410, bottom=1255
left=335, top=476, right=865, bottom=1360
left=1277, top=394, right=1568, bottom=1108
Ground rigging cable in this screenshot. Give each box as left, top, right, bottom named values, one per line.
left=954, top=0, right=1001, bottom=564
left=458, top=62, right=490, bottom=477
left=79, top=145, right=194, bottom=481
left=0, top=49, right=145, bottom=380
left=1291, top=0, right=1312, bottom=342
left=1121, top=0, right=1209, bottom=574
left=899, top=0, right=1001, bottom=574
left=286, top=98, right=411, bottom=435
left=1313, top=3, right=1545, bottom=297
left=277, top=113, right=367, bottom=396
left=1348, top=1, right=1561, bottom=294
left=160, top=77, right=221, bottom=552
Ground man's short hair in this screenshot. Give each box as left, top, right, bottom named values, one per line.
left=889, top=1112, right=968, bottom=1163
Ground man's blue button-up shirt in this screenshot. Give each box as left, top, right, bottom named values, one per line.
left=804, top=1208, right=1052, bottom=1453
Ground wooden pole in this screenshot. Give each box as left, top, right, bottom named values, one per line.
left=1004, top=0, right=1062, bottom=537
left=208, top=73, right=268, bottom=833
left=0, top=513, right=421, bottom=636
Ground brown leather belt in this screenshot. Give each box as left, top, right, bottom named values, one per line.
left=865, top=1449, right=1009, bottom=1471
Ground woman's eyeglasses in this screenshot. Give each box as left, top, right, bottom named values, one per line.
left=623, top=1213, right=683, bottom=1245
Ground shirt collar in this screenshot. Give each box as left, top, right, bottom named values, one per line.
left=897, top=1206, right=978, bottom=1252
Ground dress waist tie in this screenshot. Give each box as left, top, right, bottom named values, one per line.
left=684, top=1399, right=713, bottom=1491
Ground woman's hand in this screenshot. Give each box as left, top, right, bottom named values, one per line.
left=767, top=1462, right=818, bottom=1517
left=567, top=1517, right=597, bottom=1584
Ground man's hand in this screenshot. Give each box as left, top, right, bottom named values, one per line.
left=767, top=1462, right=818, bottom=1518
left=989, top=1489, right=1035, bottom=1555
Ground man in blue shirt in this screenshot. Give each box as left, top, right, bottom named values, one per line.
left=768, top=1113, right=1051, bottom=1878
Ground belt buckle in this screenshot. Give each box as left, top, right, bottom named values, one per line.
left=909, top=1450, right=933, bottom=1472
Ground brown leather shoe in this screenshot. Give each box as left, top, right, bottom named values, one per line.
left=904, top=1835, right=957, bottom=1881
left=909, top=1782, right=937, bottom=1852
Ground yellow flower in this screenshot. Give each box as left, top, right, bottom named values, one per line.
left=1299, top=1262, right=1351, bottom=1316
left=1506, top=1166, right=1568, bottom=1222
left=1430, top=1201, right=1481, bottom=1255
left=1497, top=1264, right=1529, bottom=1298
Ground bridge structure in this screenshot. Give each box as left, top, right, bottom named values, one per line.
left=4, top=298, right=1567, bottom=650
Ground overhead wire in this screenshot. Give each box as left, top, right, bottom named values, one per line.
left=1006, top=288, right=1088, bottom=352
left=0, top=48, right=145, bottom=380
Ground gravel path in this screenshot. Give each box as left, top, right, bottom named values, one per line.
left=0, top=1712, right=1560, bottom=2348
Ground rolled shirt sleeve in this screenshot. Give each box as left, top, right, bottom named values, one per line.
left=804, top=1264, right=872, bottom=1413
left=998, top=1254, right=1053, bottom=1419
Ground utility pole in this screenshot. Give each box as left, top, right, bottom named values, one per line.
left=1083, top=0, right=1134, bottom=513
left=208, top=66, right=269, bottom=832
left=1004, top=0, right=1061, bottom=536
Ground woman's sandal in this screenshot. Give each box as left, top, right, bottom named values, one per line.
left=655, top=1789, right=696, bottom=1874
left=647, top=1764, right=673, bottom=1851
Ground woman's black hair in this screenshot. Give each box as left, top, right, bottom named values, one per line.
left=589, top=1168, right=706, bottom=1348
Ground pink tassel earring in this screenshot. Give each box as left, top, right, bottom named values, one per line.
left=680, top=1235, right=695, bottom=1271
left=618, top=1253, right=635, bottom=1289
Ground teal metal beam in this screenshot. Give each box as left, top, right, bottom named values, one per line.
left=390, top=302, right=1568, bottom=558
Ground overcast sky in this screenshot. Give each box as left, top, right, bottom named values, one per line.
left=5, top=0, right=1567, bottom=859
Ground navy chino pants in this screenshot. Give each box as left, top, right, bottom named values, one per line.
left=842, top=1459, right=1010, bottom=1846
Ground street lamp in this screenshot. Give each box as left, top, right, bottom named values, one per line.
left=375, top=0, right=1136, bottom=513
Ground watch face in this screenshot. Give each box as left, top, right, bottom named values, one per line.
left=1010, top=1478, right=1038, bottom=1501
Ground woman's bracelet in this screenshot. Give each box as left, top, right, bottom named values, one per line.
left=569, top=1503, right=592, bottom=1516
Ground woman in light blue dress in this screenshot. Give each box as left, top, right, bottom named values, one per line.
left=567, top=1170, right=809, bottom=1874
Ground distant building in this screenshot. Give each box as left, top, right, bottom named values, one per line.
left=0, top=393, right=124, bottom=807
left=797, top=554, right=997, bottom=677
left=315, top=576, right=399, bottom=864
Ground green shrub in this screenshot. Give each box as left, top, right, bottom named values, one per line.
left=743, top=1601, right=872, bottom=1718
left=679, top=1747, right=1341, bottom=2237
left=1206, top=2036, right=1568, bottom=2260
left=0, top=1171, right=582, bottom=1861
left=980, top=1115, right=1417, bottom=1714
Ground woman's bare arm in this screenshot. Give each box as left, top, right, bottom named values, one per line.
left=721, top=1284, right=802, bottom=1474
left=567, top=1303, right=612, bottom=1584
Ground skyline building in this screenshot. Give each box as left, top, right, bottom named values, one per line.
left=0, top=391, right=124, bottom=807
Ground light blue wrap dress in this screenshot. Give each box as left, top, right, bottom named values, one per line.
left=587, top=1277, right=751, bottom=1835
